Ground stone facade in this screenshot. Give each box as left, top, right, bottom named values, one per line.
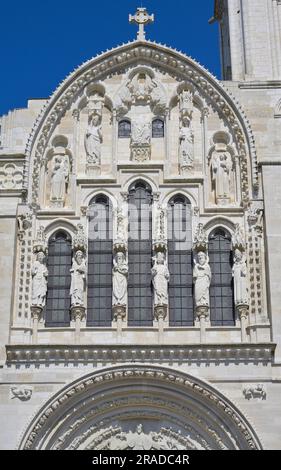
left=0, top=4, right=281, bottom=450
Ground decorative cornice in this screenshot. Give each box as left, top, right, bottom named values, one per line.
left=6, top=343, right=275, bottom=366
left=24, top=41, right=258, bottom=205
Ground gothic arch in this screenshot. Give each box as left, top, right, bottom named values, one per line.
left=24, top=41, right=258, bottom=206
left=44, top=219, right=77, bottom=239
left=18, top=365, right=262, bottom=450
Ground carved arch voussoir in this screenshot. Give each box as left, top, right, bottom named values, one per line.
left=18, top=365, right=262, bottom=450
left=25, top=41, right=258, bottom=206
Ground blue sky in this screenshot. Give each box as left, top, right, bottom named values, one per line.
left=0, top=0, right=220, bottom=116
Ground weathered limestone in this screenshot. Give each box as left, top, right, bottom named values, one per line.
left=0, top=2, right=281, bottom=450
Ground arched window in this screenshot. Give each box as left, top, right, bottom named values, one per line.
left=45, top=231, right=72, bottom=327
left=118, top=119, right=131, bottom=138
left=168, top=195, right=193, bottom=326
left=208, top=228, right=235, bottom=326
left=128, top=180, right=153, bottom=326
left=152, top=119, right=164, bottom=138
left=87, top=195, right=113, bottom=326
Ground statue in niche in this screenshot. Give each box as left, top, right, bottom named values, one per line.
left=232, top=249, right=248, bottom=305
left=31, top=251, right=48, bottom=308
left=112, top=252, right=128, bottom=306
left=193, top=251, right=211, bottom=307
left=151, top=252, right=170, bottom=306
left=179, top=116, right=194, bottom=168
left=50, top=151, right=69, bottom=204
left=211, top=150, right=232, bottom=203
left=70, top=250, right=86, bottom=307
left=131, top=117, right=151, bottom=146
left=85, top=112, right=103, bottom=165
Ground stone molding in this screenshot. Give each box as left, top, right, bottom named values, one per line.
left=6, top=343, right=274, bottom=366
left=17, top=364, right=262, bottom=450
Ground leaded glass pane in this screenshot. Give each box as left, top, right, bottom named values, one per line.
left=118, top=120, right=131, bottom=138
left=45, top=231, right=72, bottom=327
left=168, top=196, right=193, bottom=326
left=128, top=181, right=153, bottom=326
left=152, top=119, right=164, bottom=138
left=209, top=228, right=235, bottom=326
left=87, top=196, right=113, bottom=326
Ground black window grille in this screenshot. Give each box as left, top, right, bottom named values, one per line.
left=209, top=228, right=235, bottom=326
left=168, top=195, right=193, bottom=326
left=118, top=119, right=131, bottom=138
left=152, top=119, right=165, bottom=138
left=87, top=195, right=113, bottom=326
left=45, top=231, right=72, bottom=327
left=128, top=181, right=153, bottom=326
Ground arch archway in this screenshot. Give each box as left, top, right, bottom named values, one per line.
left=19, top=365, right=262, bottom=450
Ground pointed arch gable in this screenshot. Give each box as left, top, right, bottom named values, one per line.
left=25, top=41, right=258, bottom=206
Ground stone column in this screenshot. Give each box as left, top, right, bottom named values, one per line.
left=154, top=304, right=167, bottom=343
left=232, top=224, right=249, bottom=343
left=237, top=303, right=249, bottom=343
left=112, top=206, right=128, bottom=340
left=31, top=306, right=43, bottom=345
left=113, top=305, right=126, bottom=343
left=71, top=306, right=86, bottom=344
left=70, top=224, right=87, bottom=341
left=196, top=306, right=209, bottom=344
left=193, top=223, right=211, bottom=343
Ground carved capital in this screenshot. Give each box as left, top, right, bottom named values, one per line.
left=113, top=241, right=127, bottom=254
left=71, top=306, right=86, bottom=323
left=31, top=305, right=43, bottom=322
left=112, top=305, right=126, bottom=322
left=195, top=305, right=209, bottom=321
left=236, top=303, right=249, bottom=320
left=153, top=240, right=167, bottom=253
left=154, top=304, right=168, bottom=321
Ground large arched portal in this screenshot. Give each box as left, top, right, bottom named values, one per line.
left=19, top=365, right=262, bottom=450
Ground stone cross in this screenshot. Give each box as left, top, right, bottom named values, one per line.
left=129, top=7, right=154, bottom=41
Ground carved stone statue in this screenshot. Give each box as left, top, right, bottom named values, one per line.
left=232, top=249, right=248, bottom=305
left=85, top=112, right=103, bottom=164
left=211, top=150, right=232, bottom=203
left=131, top=117, right=151, bottom=146
left=70, top=250, right=86, bottom=307
left=128, top=72, right=154, bottom=103
left=112, top=252, right=128, bottom=306
left=50, top=152, right=69, bottom=204
left=31, top=251, right=48, bottom=307
left=151, top=252, right=170, bottom=306
left=10, top=386, right=33, bottom=401
left=193, top=252, right=211, bottom=307
left=179, top=117, right=194, bottom=169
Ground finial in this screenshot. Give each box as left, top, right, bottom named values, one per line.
left=129, top=7, right=154, bottom=41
